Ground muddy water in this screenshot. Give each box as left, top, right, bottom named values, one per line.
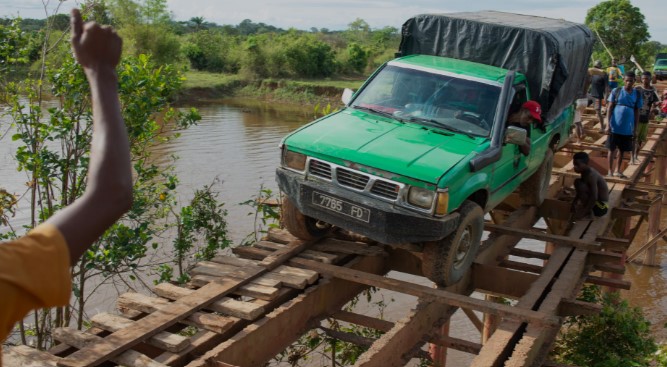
left=2, top=98, right=666, bottom=363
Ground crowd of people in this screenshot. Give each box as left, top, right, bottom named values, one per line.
left=571, top=58, right=666, bottom=220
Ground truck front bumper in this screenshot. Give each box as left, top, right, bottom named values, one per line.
left=276, top=168, right=460, bottom=244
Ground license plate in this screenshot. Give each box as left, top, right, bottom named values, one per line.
left=312, top=191, right=370, bottom=223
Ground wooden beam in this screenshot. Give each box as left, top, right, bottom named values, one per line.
left=539, top=199, right=573, bottom=221
left=509, top=248, right=551, bottom=261
left=500, top=260, right=543, bottom=274
left=558, top=299, right=602, bottom=317
left=184, top=255, right=387, bottom=367
left=57, top=236, right=312, bottom=367
left=53, top=328, right=166, bottom=367
left=3, top=345, right=62, bottom=367
left=354, top=300, right=458, bottom=367
left=462, top=307, right=484, bottom=333
left=290, top=258, right=560, bottom=327
left=626, top=228, right=667, bottom=261
left=585, top=275, right=631, bottom=290
left=473, top=264, right=539, bottom=299
left=331, top=310, right=394, bottom=332
left=484, top=223, right=599, bottom=250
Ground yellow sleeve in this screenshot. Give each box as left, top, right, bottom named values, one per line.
left=0, top=224, right=71, bottom=342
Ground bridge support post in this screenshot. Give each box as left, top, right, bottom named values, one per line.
left=482, top=295, right=500, bottom=344
left=429, top=321, right=449, bottom=366
left=643, top=196, right=662, bottom=266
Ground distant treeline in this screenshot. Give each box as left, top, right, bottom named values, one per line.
left=0, top=0, right=400, bottom=79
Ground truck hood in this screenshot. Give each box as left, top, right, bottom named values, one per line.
left=284, top=109, right=484, bottom=184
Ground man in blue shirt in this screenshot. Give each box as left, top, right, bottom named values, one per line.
left=606, top=71, right=642, bottom=178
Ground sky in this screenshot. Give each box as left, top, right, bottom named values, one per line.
left=0, top=0, right=665, bottom=43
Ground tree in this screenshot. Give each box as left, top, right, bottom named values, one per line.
left=585, top=0, right=650, bottom=66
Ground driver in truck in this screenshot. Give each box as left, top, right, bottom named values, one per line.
left=507, top=100, right=543, bottom=156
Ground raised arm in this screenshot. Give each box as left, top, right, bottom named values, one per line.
left=47, top=9, right=132, bottom=263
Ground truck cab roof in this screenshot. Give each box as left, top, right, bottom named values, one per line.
left=391, top=55, right=527, bottom=86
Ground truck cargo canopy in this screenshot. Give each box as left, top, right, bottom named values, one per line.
left=398, top=11, right=594, bottom=122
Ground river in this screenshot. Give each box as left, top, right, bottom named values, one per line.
left=2, top=97, right=666, bottom=364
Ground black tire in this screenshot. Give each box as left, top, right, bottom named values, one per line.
left=282, top=197, right=331, bottom=240
left=421, top=200, right=483, bottom=287
left=520, top=148, right=554, bottom=206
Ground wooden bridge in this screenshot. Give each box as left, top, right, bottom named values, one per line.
left=5, top=98, right=667, bottom=367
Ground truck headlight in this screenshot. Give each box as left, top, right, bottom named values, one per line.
left=408, top=187, right=435, bottom=209
left=435, top=191, right=449, bottom=216
left=283, top=150, right=307, bottom=171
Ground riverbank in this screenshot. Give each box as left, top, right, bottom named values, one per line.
left=176, top=70, right=366, bottom=107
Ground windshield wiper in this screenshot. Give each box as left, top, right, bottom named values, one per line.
left=352, top=105, right=404, bottom=122
left=406, top=116, right=477, bottom=139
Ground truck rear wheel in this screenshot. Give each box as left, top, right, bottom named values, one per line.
left=520, top=148, right=554, bottom=206
left=282, top=197, right=331, bottom=240
left=421, top=200, right=483, bottom=287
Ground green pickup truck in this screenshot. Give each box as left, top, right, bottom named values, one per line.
left=276, top=12, right=593, bottom=286
left=654, top=53, right=667, bottom=81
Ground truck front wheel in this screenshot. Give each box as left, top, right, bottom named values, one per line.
left=282, top=197, right=332, bottom=240
left=520, top=148, right=554, bottom=206
left=421, top=200, right=483, bottom=287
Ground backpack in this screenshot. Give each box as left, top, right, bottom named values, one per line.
left=611, top=87, right=638, bottom=108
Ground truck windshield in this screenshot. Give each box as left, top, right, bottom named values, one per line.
left=350, top=64, right=501, bottom=137
left=656, top=60, right=667, bottom=66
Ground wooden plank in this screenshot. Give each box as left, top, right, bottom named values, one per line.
left=500, top=259, right=543, bottom=274
left=184, top=255, right=387, bottom=367
left=312, top=238, right=387, bottom=257
left=259, top=272, right=307, bottom=289
left=91, top=313, right=190, bottom=353
left=462, top=307, right=484, bottom=333
left=585, top=275, right=631, bottom=290
left=252, top=242, right=337, bottom=263
left=53, top=328, right=166, bottom=367
left=509, top=247, right=550, bottom=260
left=539, top=199, right=573, bottom=221
left=558, top=299, right=602, bottom=316
left=331, top=310, right=394, bottom=332
left=472, top=263, right=539, bottom=299
left=189, top=275, right=280, bottom=300
left=289, top=258, right=559, bottom=327
left=153, top=283, right=264, bottom=320
left=57, top=266, right=266, bottom=367
left=354, top=300, right=459, bottom=367
left=484, top=223, right=599, bottom=250
left=155, top=287, right=298, bottom=366
left=627, top=228, right=667, bottom=261
left=3, top=345, right=61, bottom=367
left=275, top=265, right=318, bottom=284
left=118, top=292, right=236, bottom=334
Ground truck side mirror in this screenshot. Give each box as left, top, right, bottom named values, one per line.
left=342, top=88, right=354, bottom=105
left=505, top=126, right=527, bottom=146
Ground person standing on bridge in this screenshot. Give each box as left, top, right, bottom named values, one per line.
left=606, top=71, right=642, bottom=178
left=633, top=71, right=660, bottom=164
left=571, top=152, right=609, bottom=220
left=586, top=60, right=608, bottom=133
left=0, top=9, right=132, bottom=344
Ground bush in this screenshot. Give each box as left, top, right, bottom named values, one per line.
left=551, top=286, right=657, bottom=367
left=283, top=34, right=336, bottom=77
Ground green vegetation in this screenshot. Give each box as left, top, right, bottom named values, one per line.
left=552, top=285, right=657, bottom=367
left=585, top=0, right=664, bottom=69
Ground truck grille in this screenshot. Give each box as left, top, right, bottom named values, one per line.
left=307, top=158, right=404, bottom=203
left=336, top=167, right=370, bottom=190
left=309, top=160, right=332, bottom=180
left=371, top=180, right=400, bottom=200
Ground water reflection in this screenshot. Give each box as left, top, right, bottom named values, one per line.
left=152, top=98, right=312, bottom=242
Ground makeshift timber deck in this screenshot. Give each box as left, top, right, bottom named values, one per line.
left=5, top=101, right=667, bottom=367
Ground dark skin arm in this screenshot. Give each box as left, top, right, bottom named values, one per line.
left=581, top=173, right=598, bottom=216
left=46, top=9, right=132, bottom=264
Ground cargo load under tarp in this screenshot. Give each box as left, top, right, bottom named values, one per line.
left=398, top=11, right=594, bottom=122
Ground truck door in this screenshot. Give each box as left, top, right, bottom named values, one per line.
left=490, top=86, right=529, bottom=198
